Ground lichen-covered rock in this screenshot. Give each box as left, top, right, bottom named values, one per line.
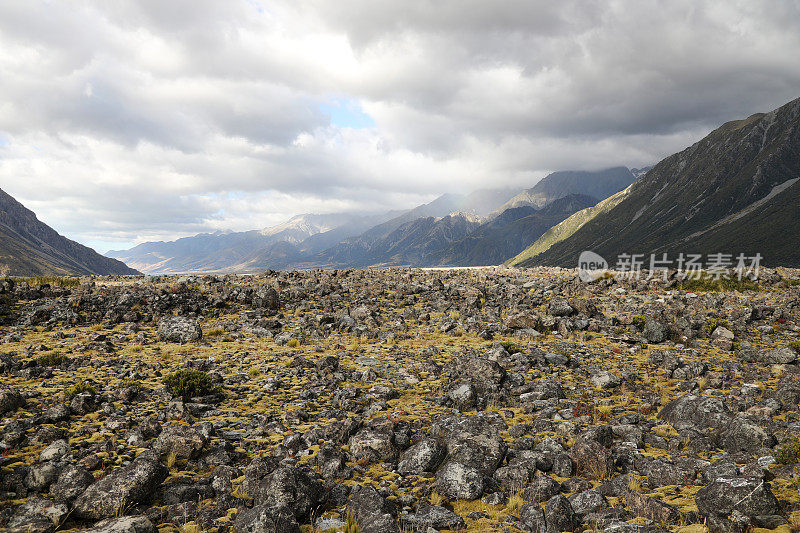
left=397, top=438, right=445, bottom=475
left=401, top=502, right=466, bottom=531
left=232, top=504, right=299, bottom=533
left=347, top=485, right=400, bottom=533
left=83, top=516, right=157, bottom=533
left=153, top=424, right=208, bottom=459
left=0, top=386, right=25, bottom=414
left=73, top=451, right=168, bottom=519
left=435, top=461, right=485, bottom=499
left=695, top=477, right=782, bottom=532
left=158, top=316, right=202, bottom=343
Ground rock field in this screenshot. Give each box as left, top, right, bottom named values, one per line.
left=1, top=267, right=800, bottom=533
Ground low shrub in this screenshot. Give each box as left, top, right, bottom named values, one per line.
left=21, top=276, right=80, bottom=288
left=706, top=318, right=731, bottom=335
left=499, top=340, right=522, bottom=354
left=65, top=381, right=96, bottom=398
left=36, top=351, right=66, bottom=366
left=163, top=369, right=216, bottom=400
left=776, top=435, right=800, bottom=464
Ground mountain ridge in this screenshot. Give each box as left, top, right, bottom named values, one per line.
left=0, top=188, right=140, bottom=276
left=514, top=97, right=800, bottom=268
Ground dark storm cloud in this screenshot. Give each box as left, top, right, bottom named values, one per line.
left=0, top=0, right=798, bottom=250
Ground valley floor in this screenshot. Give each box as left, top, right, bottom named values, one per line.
left=0, top=267, right=799, bottom=533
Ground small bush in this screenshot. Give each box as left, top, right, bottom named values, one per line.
left=21, top=276, right=80, bottom=288
left=206, top=327, right=225, bottom=338
left=706, top=318, right=731, bottom=335
left=65, top=381, right=96, bottom=398
left=499, top=341, right=522, bottom=354
left=776, top=436, right=800, bottom=464
left=789, top=341, right=800, bottom=355
left=36, top=351, right=66, bottom=366
left=163, top=369, right=216, bottom=400
left=286, top=338, right=300, bottom=348
left=632, top=316, right=647, bottom=329
left=784, top=278, right=800, bottom=286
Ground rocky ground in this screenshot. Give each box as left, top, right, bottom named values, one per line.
left=1, top=267, right=800, bottom=533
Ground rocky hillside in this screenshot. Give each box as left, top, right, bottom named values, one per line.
left=109, top=189, right=517, bottom=274
left=493, top=167, right=637, bottom=214
left=1, top=267, right=799, bottom=532
left=516, top=97, right=800, bottom=267
left=0, top=188, right=139, bottom=276
left=316, top=213, right=484, bottom=268
left=105, top=213, right=390, bottom=274
left=430, top=194, right=598, bottom=267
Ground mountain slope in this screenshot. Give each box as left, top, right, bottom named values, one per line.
left=493, top=167, right=636, bottom=214
left=0, top=188, right=139, bottom=276
left=107, top=188, right=517, bottom=274
left=106, top=212, right=386, bottom=274
left=430, top=194, right=598, bottom=266
left=314, top=213, right=483, bottom=268
left=508, top=185, right=635, bottom=266
left=516, top=97, right=800, bottom=268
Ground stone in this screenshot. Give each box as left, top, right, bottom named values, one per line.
left=83, top=516, right=157, bottom=533
left=347, top=485, right=400, bottom=533
left=0, top=387, right=25, bottom=414
left=158, top=316, right=202, bottom=343
left=695, top=477, right=781, bottom=532
left=590, top=370, right=622, bottom=389
left=544, top=494, right=577, bottom=532
left=51, top=464, right=94, bottom=503
left=231, top=504, right=300, bottom=533
left=760, top=346, right=797, bottom=364
left=398, top=438, right=445, bottom=475
left=153, top=424, right=208, bottom=459
left=73, top=451, right=168, bottom=520
left=435, top=462, right=485, bottom=500
left=643, top=320, right=668, bottom=343
left=401, top=502, right=466, bottom=531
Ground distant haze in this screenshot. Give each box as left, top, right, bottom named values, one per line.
left=0, top=1, right=799, bottom=252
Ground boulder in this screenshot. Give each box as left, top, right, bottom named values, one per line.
left=0, top=387, right=25, bottom=414
left=347, top=485, right=400, bottom=533
left=658, top=394, right=732, bottom=430
left=73, top=451, right=168, bottom=519
left=153, top=424, right=208, bottom=459
left=435, top=462, right=485, bottom=500
left=696, top=477, right=782, bottom=533
left=401, top=502, right=466, bottom=531
left=232, top=504, right=299, bottom=533
left=397, top=438, right=445, bottom=475
left=83, top=516, right=157, bottom=533
left=245, top=466, right=325, bottom=521
left=158, top=316, right=202, bottom=343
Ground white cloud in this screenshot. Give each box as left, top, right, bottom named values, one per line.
left=0, top=0, right=798, bottom=252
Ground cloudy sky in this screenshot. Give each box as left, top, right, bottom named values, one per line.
left=1, top=1, right=799, bottom=252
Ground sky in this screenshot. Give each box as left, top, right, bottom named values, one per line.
left=1, top=1, right=799, bottom=253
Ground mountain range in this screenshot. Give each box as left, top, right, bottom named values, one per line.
left=511, top=96, right=800, bottom=268
left=106, top=168, right=635, bottom=273
left=5, top=96, right=798, bottom=277
left=0, top=188, right=139, bottom=276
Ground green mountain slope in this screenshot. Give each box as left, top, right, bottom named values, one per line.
left=514, top=96, right=800, bottom=268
